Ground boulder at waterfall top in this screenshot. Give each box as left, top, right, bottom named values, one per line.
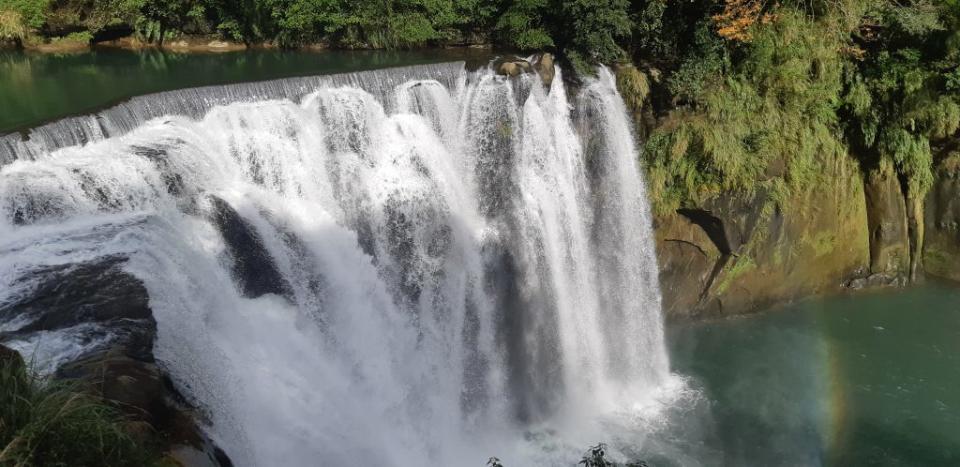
left=495, top=54, right=555, bottom=88
left=496, top=58, right=531, bottom=76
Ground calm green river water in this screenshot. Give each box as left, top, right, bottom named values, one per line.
left=0, top=47, right=493, bottom=134
left=669, top=284, right=960, bottom=466
left=2, top=49, right=958, bottom=466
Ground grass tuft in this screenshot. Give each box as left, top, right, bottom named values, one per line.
left=0, top=9, right=27, bottom=43
left=0, top=355, right=157, bottom=467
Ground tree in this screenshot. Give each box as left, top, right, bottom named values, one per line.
left=561, top=0, right=631, bottom=66
left=495, top=0, right=554, bottom=50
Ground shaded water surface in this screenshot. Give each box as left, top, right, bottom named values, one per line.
left=669, top=285, right=960, bottom=466
left=0, top=48, right=494, bottom=134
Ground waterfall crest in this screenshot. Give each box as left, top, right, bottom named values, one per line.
left=0, top=62, right=676, bottom=465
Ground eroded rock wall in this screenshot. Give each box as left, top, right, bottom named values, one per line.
left=924, top=156, right=960, bottom=281
left=864, top=164, right=910, bottom=277
left=654, top=157, right=871, bottom=318
left=615, top=65, right=954, bottom=319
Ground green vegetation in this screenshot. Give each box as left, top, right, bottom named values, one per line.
left=0, top=355, right=159, bottom=467
left=0, top=0, right=633, bottom=64
left=715, top=254, right=756, bottom=295
left=0, top=9, right=27, bottom=43
left=841, top=0, right=960, bottom=197
left=630, top=0, right=960, bottom=214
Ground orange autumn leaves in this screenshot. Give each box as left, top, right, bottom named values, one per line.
left=713, top=0, right=778, bottom=42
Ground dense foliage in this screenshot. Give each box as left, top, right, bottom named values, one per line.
left=633, top=0, right=960, bottom=212
left=0, top=0, right=630, bottom=59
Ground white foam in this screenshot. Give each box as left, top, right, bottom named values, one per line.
left=0, top=63, right=680, bottom=466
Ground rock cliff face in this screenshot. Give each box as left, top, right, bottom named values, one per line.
left=613, top=65, right=948, bottom=319
left=864, top=164, right=911, bottom=278
left=653, top=157, right=871, bottom=318
left=924, top=156, right=960, bottom=282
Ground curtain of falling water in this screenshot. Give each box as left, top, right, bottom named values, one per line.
left=0, top=63, right=675, bottom=466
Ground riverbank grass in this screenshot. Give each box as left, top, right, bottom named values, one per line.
left=0, top=356, right=158, bottom=467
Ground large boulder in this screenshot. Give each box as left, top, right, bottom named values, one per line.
left=495, top=55, right=554, bottom=88
left=653, top=212, right=722, bottom=316
left=495, top=57, right=532, bottom=77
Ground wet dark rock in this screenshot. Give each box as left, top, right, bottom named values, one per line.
left=59, top=349, right=231, bottom=467
left=133, top=144, right=187, bottom=197
left=0, top=256, right=155, bottom=361
left=208, top=196, right=293, bottom=299
left=59, top=348, right=167, bottom=422
left=0, top=256, right=232, bottom=467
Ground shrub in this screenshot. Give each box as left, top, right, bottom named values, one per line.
left=644, top=6, right=849, bottom=212
left=0, top=9, right=27, bottom=42
left=0, top=0, right=49, bottom=30
left=53, top=30, right=94, bottom=43
left=494, top=0, right=554, bottom=50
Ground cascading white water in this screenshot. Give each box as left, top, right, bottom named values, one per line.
left=0, top=62, right=680, bottom=465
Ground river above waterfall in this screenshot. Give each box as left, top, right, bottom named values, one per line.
left=0, top=48, right=495, bottom=134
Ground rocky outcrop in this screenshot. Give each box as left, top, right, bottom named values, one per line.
left=94, top=35, right=246, bottom=53
left=163, top=37, right=246, bottom=53
left=495, top=54, right=555, bottom=89
left=612, top=65, right=918, bottom=318
left=0, top=257, right=231, bottom=466
left=208, top=196, right=293, bottom=299
left=0, top=257, right=155, bottom=360
left=654, top=157, right=871, bottom=319
left=654, top=211, right=723, bottom=315
left=923, top=155, right=960, bottom=281
left=864, top=164, right=910, bottom=278
left=58, top=348, right=231, bottom=467
left=532, top=53, right=555, bottom=88
left=496, top=57, right=532, bottom=77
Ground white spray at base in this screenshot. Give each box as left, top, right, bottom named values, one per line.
left=0, top=62, right=684, bottom=465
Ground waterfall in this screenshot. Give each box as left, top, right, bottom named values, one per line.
left=0, top=62, right=676, bottom=465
